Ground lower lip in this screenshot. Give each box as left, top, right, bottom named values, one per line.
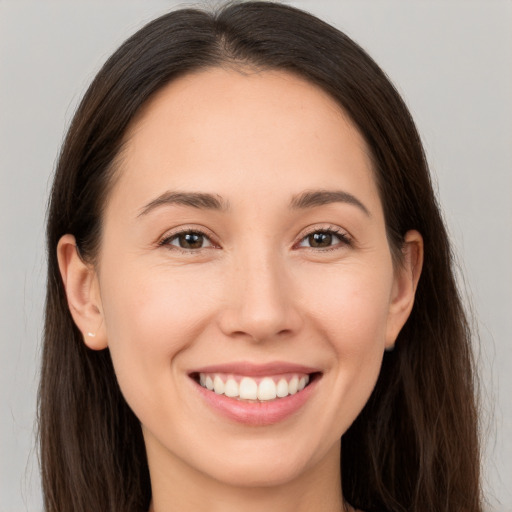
left=192, top=376, right=319, bottom=426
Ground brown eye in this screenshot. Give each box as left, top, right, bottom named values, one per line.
left=165, top=231, right=213, bottom=250
left=298, top=229, right=350, bottom=250
left=308, top=232, right=333, bottom=248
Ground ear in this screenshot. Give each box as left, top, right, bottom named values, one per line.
left=385, top=230, right=424, bottom=349
left=57, top=234, right=108, bottom=350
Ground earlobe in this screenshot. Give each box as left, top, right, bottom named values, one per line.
left=57, top=234, right=108, bottom=350
left=385, top=230, right=424, bottom=348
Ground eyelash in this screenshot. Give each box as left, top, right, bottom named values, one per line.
left=158, top=227, right=218, bottom=253
left=158, top=225, right=352, bottom=254
left=297, top=226, right=352, bottom=251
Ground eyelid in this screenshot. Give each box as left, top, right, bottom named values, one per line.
left=156, top=223, right=352, bottom=253
left=157, top=225, right=220, bottom=251
left=294, top=224, right=352, bottom=250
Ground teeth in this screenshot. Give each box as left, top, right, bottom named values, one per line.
left=224, top=378, right=239, bottom=397
left=197, top=373, right=311, bottom=401
left=288, top=376, right=299, bottom=395
left=213, top=375, right=225, bottom=395
left=239, top=377, right=258, bottom=399
left=276, top=378, right=289, bottom=398
left=257, top=377, right=277, bottom=401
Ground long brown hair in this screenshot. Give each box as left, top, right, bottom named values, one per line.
left=39, top=2, right=482, bottom=511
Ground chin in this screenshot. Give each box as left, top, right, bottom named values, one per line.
left=208, top=455, right=310, bottom=488
left=193, top=434, right=333, bottom=489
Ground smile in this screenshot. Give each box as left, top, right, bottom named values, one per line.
left=189, top=363, right=321, bottom=425
left=197, top=373, right=310, bottom=401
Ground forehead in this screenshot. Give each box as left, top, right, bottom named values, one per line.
left=108, top=67, right=379, bottom=216
left=132, top=66, right=348, bottom=124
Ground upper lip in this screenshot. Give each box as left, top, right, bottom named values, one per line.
left=190, top=361, right=321, bottom=377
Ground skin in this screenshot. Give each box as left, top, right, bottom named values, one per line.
left=58, top=68, right=423, bottom=512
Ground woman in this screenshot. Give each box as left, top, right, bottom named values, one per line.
left=39, top=2, right=482, bottom=511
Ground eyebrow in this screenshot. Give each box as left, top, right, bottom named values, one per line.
left=138, top=191, right=230, bottom=217
left=138, top=188, right=370, bottom=218
left=290, top=189, right=370, bottom=216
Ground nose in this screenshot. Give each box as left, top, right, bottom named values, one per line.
left=217, top=249, right=303, bottom=343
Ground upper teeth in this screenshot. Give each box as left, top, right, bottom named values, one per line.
left=198, top=373, right=310, bottom=401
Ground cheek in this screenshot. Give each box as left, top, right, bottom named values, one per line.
left=299, top=262, right=392, bottom=427
left=99, top=262, right=218, bottom=401
left=301, top=260, right=393, bottom=348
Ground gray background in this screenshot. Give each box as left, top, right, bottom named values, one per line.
left=1, top=1, right=511, bottom=510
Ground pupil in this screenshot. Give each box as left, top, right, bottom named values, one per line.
left=310, top=232, right=332, bottom=247
left=181, top=233, right=203, bottom=249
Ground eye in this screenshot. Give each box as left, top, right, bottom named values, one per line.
left=298, top=228, right=351, bottom=250
left=160, top=230, right=214, bottom=250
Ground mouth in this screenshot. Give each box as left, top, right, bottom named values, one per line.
left=190, top=371, right=320, bottom=402
left=188, top=363, right=322, bottom=425
left=190, top=372, right=320, bottom=402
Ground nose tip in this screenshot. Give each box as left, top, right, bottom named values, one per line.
left=217, top=259, right=302, bottom=343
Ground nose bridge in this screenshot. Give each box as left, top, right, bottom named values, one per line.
left=219, top=243, right=301, bottom=342
left=240, top=247, right=282, bottom=305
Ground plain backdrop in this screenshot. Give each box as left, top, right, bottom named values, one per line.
left=1, top=1, right=511, bottom=510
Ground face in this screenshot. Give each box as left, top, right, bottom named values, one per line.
left=71, top=68, right=417, bottom=489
